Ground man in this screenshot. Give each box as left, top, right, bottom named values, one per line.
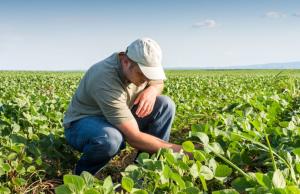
left=63, top=38, right=184, bottom=176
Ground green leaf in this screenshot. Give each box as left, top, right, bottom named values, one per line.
left=11, top=123, right=20, bottom=133
left=7, top=153, right=17, bottom=160
left=132, top=189, right=148, bottom=194
left=193, top=150, right=206, bottom=162
left=272, top=170, right=286, bottom=189
left=0, top=168, right=4, bottom=176
left=286, top=186, right=300, bottom=193
left=279, top=121, right=289, bottom=128
left=243, top=107, right=253, bottom=116
left=27, top=165, right=36, bottom=173
left=24, top=156, right=33, bottom=164
left=209, top=158, right=217, bottom=172
left=63, top=175, right=85, bottom=192
left=11, top=144, right=24, bottom=153
left=292, top=148, right=300, bottom=157
left=272, top=188, right=287, bottom=194
left=103, top=176, right=114, bottom=193
left=122, top=176, right=134, bottom=192
left=84, top=189, right=101, bottom=194
left=0, top=187, right=11, bottom=194
left=231, top=177, right=255, bottom=193
left=191, top=124, right=206, bottom=132
left=55, top=185, right=72, bottom=194
left=2, top=163, right=11, bottom=172
left=251, top=118, right=262, bottom=131
left=12, top=178, right=26, bottom=186
left=35, top=157, right=42, bottom=165
left=182, top=141, right=194, bottom=152
left=81, top=171, right=94, bottom=187
left=170, top=172, right=186, bottom=189
left=125, top=164, right=139, bottom=172
left=212, top=189, right=239, bottom=194
left=191, top=132, right=209, bottom=145
left=199, top=175, right=208, bottom=191
left=296, top=163, right=300, bottom=173
left=16, top=163, right=24, bottom=173
left=160, top=174, right=169, bottom=185
left=255, top=173, right=272, bottom=189
left=183, top=187, right=200, bottom=193
left=190, top=163, right=199, bottom=178
left=178, top=161, right=189, bottom=171
left=136, top=152, right=150, bottom=165
left=215, top=165, right=232, bottom=177
left=210, top=142, right=224, bottom=155
left=165, top=152, right=176, bottom=164
left=200, top=165, right=214, bottom=180
left=153, top=160, right=163, bottom=171
left=31, top=134, right=40, bottom=141
left=162, top=165, right=172, bottom=179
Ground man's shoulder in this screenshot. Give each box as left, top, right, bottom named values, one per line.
left=89, top=53, right=119, bottom=73
left=85, top=53, right=124, bottom=91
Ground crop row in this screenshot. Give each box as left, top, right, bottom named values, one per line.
left=0, top=71, right=299, bottom=193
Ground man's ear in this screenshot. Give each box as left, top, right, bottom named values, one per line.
left=119, top=53, right=129, bottom=65
left=124, top=56, right=134, bottom=69
left=123, top=58, right=130, bottom=68
left=119, top=56, right=127, bottom=67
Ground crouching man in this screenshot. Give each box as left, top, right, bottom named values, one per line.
left=63, top=38, right=183, bottom=175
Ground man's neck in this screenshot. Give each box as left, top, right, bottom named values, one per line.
left=118, top=53, right=131, bottom=85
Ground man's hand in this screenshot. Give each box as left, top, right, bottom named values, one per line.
left=134, top=86, right=158, bottom=118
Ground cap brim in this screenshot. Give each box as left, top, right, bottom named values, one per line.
left=137, top=64, right=166, bottom=80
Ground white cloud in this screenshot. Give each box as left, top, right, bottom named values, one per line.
left=192, top=19, right=217, bottom=28
left=264, top=11, right=286, bottom=19
left=292, top=12, right=300, bottom=17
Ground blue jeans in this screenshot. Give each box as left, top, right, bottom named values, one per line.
left=64, top=95, right=175, bottom=175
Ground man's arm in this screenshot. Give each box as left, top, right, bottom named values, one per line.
left=147, top=80, right=164, bottom=95
left=134, top=80, right=164, bottom=118
left=116, top=118, right=181, bottom=153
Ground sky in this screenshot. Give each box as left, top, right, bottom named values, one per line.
left=0, top=0, right=300, bottom=70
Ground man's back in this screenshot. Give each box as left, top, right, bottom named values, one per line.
left=63, top=53, right=146, bottom=128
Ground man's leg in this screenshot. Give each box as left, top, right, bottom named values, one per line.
left=132, top=95, right=176, bottom=142
left=64, top=116, right=125, bottom=175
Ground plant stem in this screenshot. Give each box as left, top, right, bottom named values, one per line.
left=231, top=132, right=289, bottom=167
left=231, top=132, right=298, bottom=184
left=206, top=144, right=250, bottom=179
left=264, top=133, right=277, bottom=171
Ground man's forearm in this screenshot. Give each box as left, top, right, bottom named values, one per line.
left=127, top=132, right=194, bottom=159
left=116, top=110, right=181, bottom=155
left=147, top=82, right=164, bottom=95
left=126, top=131, right=181, bottom=153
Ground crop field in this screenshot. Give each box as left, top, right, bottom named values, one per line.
left=0, top=70, right=300, bottom=194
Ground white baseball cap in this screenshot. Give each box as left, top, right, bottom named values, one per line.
left=126, top=37, right=166, bottom=80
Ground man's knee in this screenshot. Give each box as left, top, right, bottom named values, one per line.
left=106, top=130, right=125, bottom=156
left=156, top=95, right=176, bottom=116
left=86, top=130, right=124, bottom=161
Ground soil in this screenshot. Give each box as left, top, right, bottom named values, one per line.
left=94, top=148, right=138, bottom=182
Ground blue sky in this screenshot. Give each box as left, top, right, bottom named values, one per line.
left=0, top=0, right=300, bottom=70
